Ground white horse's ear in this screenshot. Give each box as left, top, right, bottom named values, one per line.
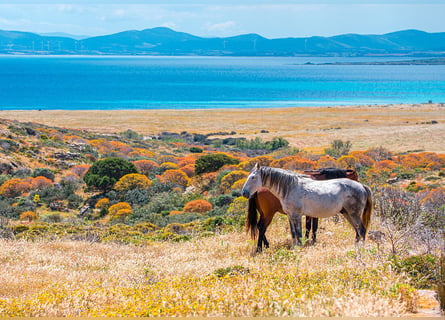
left=254, top=162, right=261, bottom=170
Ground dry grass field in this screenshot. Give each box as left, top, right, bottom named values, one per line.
left=0, top=103, right=443, bottom=317
left=0, top=218, right=423, bottom=317
left=1, top=103, right=444, bottom=153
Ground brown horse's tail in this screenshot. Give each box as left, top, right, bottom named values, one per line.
left=246, top=192, right=259, bottom=240
left=362, top=185, right=373, bottom=236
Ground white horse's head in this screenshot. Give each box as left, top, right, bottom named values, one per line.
left=242, top=162, right=262, bottom=199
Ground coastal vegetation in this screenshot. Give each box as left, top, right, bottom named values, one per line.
left=0, top=115, right=443, bottom=316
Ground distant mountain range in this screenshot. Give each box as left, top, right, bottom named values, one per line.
left=1, top=27, right=445, bottom=56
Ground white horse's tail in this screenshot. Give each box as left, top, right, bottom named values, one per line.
left=362, top=185, right=373, bottom=236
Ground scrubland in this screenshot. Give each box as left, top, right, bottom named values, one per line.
left=0, top=105, right=443, bottom=316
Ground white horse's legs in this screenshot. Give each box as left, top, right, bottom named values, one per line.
left=288, top=213, right=302, bottom=248
left=341, top=208, right=366, bottom=242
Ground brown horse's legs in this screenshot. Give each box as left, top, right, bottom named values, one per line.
left=305, top=217, right=312, bottom=239
left=257, top=219, right=267, bottom=252
left=311, top=218, right=319, bottom=244
left=305, top=217, right=319, bottom=244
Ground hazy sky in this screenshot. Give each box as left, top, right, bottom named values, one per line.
left=0, top=0, right=444, bottom=38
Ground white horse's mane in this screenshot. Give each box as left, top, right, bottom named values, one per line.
left=259, top=166, right=309, bottom=198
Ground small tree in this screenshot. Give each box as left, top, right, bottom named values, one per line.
left=325, top=140, right=351, bottom=159
left=83, top=157, right=137, bottom=192
left=195, top=153, right=239, bottom=175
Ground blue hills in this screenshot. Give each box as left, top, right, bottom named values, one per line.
left=1, top=27, right=444, bottom=56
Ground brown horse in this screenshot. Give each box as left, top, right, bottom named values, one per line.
left=246, top=168, right=359, bottom=252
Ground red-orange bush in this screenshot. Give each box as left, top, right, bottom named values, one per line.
left=0, top=178, right=31, bottom=198
left=19, top=211, right=39, bottom=222
left=349, top=151, right=375, bottom=167
left=374, top=159, right=398, bottom=170
left=161, top=169, right=190, bottom=187
left=31, top=176, right=53, bottom=190
left=133, top=160, right=159, bottom=176
left=183, top=199, right=212, bottom=214
left=180, top=165, right=195, bottom=178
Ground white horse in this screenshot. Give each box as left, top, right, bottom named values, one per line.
left=242, top=163, right=372, bottom=248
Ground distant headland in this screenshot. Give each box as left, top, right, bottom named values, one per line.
left=1, top=27, right=445, bottom=57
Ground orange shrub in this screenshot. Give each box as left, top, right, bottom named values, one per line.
left=374, top=159, right=397, bottom=170
left=19, top=211, right=39, bottom=222
left=127, top=148, right=155, bottom=159
left=108, top=202, right=132, bottom=218
left=348, top=151, right=375, bottom=167
left=114, top=173, right=152, bottom=191
left=160, top=162, right=179, bottom=170
left=0, top=178, right=31, bottom=198
left=95, top=198, right=110, bottom=210
left=161, top=169, right=190, bottom=187
left=220, top=170, right=249, bottom=193
left=316, top=155, right=337, bottom=168
left=31, top=176, right=53, bottom=190
left=183, top=199, right=212, bottom=214
left=337, top=155, right=359, bottom=169
left=177, top=156, right=196, bottom=168
left=238, top=156, right=274, bottom=171
left=270, top=156, right=315, bottom=170
left=180, top=165, right=195, bottom=178
left=133, top=160, right=159, bottom=176
left=169, top=210, right=184, bottom=215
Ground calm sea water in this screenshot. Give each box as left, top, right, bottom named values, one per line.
left=0, top=55, right=444, bottom=110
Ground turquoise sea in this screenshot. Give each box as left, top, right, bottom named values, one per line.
left=0, top=55, right=444, bottom=110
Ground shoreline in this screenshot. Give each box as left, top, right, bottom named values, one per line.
left=1, top=103, right=444, bottom=153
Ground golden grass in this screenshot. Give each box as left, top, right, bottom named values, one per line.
left=0, top=218, right=416, bottom=316
left=0, top=103, right=444, bottom=152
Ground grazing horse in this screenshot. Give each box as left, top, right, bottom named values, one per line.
left=247, top=168, right=359, bottom=252
left=242, top=164, right=372, bottom=249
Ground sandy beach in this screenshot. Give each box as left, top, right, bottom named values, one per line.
left=1, top=103, right=444, bottom=153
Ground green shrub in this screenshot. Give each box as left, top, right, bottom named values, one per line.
left=120, top=129, right=142, bottom=140
left=195, top=153, right=239, bottom=175
left=189, top=147, right=203, bottom=153
left=213, top=195, right=234, bottom=207
left=392, top=254, right=439, bottom=289
left=214, top=265, right=249, bottom=278
left=32, top=168, right=55, bottom=181
left=84, top=157, right=138, bottom=192
left=123, top=188, right=151, bottom=207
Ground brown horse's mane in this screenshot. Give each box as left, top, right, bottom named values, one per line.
left=259, top=166, right=308, bottom=198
